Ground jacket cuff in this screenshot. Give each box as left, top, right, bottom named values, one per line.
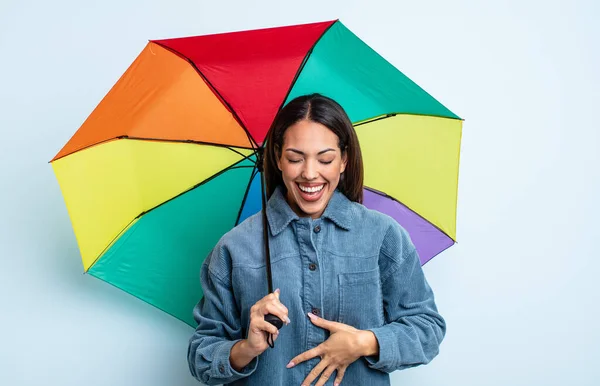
left=364, top=327, right=397, bottom=372
left=212, top=340, right=258, bottom=381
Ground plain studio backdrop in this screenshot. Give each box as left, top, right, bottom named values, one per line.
left=1, top=0, right=598, bottom=385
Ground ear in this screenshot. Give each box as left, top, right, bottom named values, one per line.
left=340, top=148, right=348, bottom=174
left=275, top=146, right=282, bottom=171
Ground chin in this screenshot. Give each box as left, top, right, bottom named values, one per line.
left=291, top=188, right=332, bottom=218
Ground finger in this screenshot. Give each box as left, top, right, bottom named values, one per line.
left=272, top=302, right=290, bottom=324
left=263, top=328, right=281, bottom=345
left=259, top=290, right=281, bottom=305
left=250, top=319, right=280, bottom=336
left=287, top=346, right=321, bottom=368
left=315, top=365, right=337, bottom=386
left=334, top=365, right=347, bottom=386
left=274, top=298, right=289, bottom=314
left=301, top=359, right=328, bottom=386
left=263, top=303, right=290, bottom=325
left=307, top=312, right=339, bottom=332
left=270, top=290, right=290, bottom=323
left=315, top=365, right=336, bottom=386
left=261, top=293, right=288, bottom=315
left=268, top=295, right=289, bottom=316
left=253, top=300, right=280, bottom=318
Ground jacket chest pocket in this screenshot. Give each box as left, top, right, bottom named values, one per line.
left=337, top=268, right=384, bottom=330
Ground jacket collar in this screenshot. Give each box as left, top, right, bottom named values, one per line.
left=266, top=185, right=353, bottom=236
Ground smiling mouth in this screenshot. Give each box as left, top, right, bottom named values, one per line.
left=297, top=183, right=325, bottom=194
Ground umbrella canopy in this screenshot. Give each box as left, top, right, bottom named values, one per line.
left=50, top=19, right=462, bottom=326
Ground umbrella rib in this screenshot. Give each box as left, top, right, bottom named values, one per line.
left=353, top=112, right=464, bottom=127
left=118, top=135, right=255, bottom=153
left=49, top=137, right=256, bottom=163
left=134, top=155, right=256, bottom=219
left=151, top=41, right=259, bottom=150
left=227, top=165, right=256, bottom=170
left=276, top=20, right=337, bottom=113
left=354, top=113, right=399, bottom=127
left=364, top=186, right=456, bottom=242
left=117, top=136, right=254, bottom=161
left=234, top=166, right=260, bottom=226
left=219, top=145, right=254, bottom=160
left=86, top=216, right=138, bottom=272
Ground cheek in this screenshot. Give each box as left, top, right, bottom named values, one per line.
left=280, top=163, right=297, bottom=180
left=325, top=165, right=343, bottom=184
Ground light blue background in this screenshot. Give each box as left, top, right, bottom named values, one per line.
left=1, top=0, right=598, bottom=385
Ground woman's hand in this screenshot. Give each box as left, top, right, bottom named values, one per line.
left=246, top=288, right=291, bottom=355
left=230, top=289, right=290, bottom=371
left=286, top=313, right=379, bottom=386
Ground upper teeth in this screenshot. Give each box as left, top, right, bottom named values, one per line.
left=299, top=184, right=324, bottom=193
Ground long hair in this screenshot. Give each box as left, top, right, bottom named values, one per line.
left=263, top=93, right=364, bottom=203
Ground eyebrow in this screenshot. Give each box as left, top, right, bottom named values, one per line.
left=285, top=148, right=336, bottom=155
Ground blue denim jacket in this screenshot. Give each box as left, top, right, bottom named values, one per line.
left=187, top=186, right=446, bottom=385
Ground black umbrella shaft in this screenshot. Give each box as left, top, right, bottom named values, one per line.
left=257, top=148, right=284, bottom=348
left=258, top=150, right=274, bottom=294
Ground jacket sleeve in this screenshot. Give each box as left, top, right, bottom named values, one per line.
left=187, top=242, right=258, bottom=384
left=364, top=221, right=447, bottom=373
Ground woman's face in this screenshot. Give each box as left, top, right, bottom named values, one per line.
left=276, top=119, right=347, bottom=219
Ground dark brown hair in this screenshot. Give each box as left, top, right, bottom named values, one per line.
left=263, top=93, right=364, bottom=203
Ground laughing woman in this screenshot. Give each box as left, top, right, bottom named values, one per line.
left=187, top=94, right=446, bottom=386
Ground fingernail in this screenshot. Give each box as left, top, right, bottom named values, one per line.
left=286, top=361, right=295, bottom=368
left=285, top=316, right=291, bottom=324
left=335, top=383, right=339, bottom=386
left=275, top=288, right=280, bottom=294
left=307, top=312, right=316, bottom=319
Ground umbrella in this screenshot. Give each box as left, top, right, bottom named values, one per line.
left=50, top=19, right=462, bottom=327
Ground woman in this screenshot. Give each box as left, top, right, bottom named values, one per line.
left=187, top=94, right=446, bottom=385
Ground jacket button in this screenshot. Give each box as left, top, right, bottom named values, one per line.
left=218, top=364, right=225, bottom=374
left=309, top=263, right=317, bottom=271
left=313, top=225, right=321, bottom=233
left=311, top=307, right=320, bottom=316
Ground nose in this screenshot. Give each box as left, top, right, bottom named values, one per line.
left=301, top=159, right=318, bottom=180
